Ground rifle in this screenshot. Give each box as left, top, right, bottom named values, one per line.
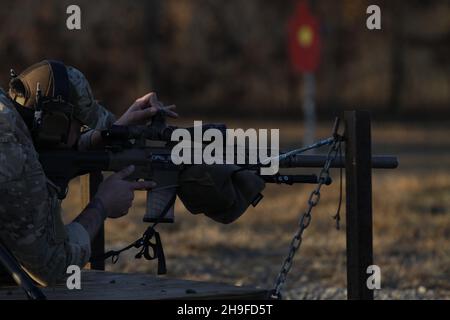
left=37, top=113, right=398, bottom=274
left=38, top=110, right=341, bottom=224
left=0, top=241, right=46, bottom=300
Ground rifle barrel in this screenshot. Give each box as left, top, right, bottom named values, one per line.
left=279, top=154, right=398, bottom=169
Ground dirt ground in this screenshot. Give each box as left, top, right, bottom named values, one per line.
left=62, top=118, right=450, bottom=299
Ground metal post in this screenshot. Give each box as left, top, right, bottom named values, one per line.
left=344, top=110, right=374, bottom=300
left=89, top=171, right=105, bottom=270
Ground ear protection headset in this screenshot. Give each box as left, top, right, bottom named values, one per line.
left=8, top=60, right=74, bottom=146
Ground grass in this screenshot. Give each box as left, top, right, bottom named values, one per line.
left=61, top=119, right=450, bottom=298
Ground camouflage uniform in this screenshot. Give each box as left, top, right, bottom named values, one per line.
left=0, top=66, right=115, bottom=286
left=68, top=66, right=117, bottom=150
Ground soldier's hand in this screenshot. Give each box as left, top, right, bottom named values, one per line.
left=114, top=92, right=178, bottom=126
left=95, top=165, right=156, bottom=219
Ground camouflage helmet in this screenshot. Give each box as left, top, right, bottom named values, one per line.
left=8, top=60, right=115, bottom=130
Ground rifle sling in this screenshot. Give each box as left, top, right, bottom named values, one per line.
left=92, top=193, right=176, bottom=275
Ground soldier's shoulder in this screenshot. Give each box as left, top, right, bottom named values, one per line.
left=67, top=66, right=88, bottom=92
left=0, top=88, right=13, bottom=110
left=0, top=87, right=12, bottom=108
left=0, top=88, right=18, bottom=132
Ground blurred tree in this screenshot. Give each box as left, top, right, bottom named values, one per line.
left=0, top=0, right=448, bottom=118
left=389, top=0, right=405, bottom=113
left=144, top=0, right=163, bottom=93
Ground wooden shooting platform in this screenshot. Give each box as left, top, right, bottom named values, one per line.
left=0, top=270, right=268, bottom=300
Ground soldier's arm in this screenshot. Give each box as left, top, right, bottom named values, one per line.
left=73, top=166, right=155, bottom=240
left=66, top=66, right=116, bottom=151
left=77, top=92, right=178, bottom=151
left=74, top=201, right=106, bottom=240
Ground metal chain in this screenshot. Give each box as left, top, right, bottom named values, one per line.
left=269, top=129, right=342, bottom=300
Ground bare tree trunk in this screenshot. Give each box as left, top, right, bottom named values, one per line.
left=145, top=0, right=163, bottom=92
left=389, top=1, right=405, bottom=114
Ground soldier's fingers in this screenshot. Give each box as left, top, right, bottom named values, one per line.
left=129, top=180, right=157, bottom=191
left=149, top=92, right=161, bottom=107
left=135, top=107, right=157, bottom=119
left=165, top=104, right=176, bottom=110
left=138, top=92, right=155, bottom=105
left=130, top=93, right=151, bottom=111
left=113, top=165, right=135, bottom=179
left=116, top=209, right=130, bottom=218
left=131, top=93, right=157, bottom=111
left=163, top=105, right=178, bottom=118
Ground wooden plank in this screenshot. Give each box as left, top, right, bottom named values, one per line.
left=344, top=110, right=374, bottom=300
left=80, top=174, right=90, bottom=209
left=0, top=270, right=269, bottom=300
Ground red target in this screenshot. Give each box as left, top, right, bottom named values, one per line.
left=288, top=0, right=322, bottom=73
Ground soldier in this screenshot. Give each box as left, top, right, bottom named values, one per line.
left=0, top=60, right=177, bottom=286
